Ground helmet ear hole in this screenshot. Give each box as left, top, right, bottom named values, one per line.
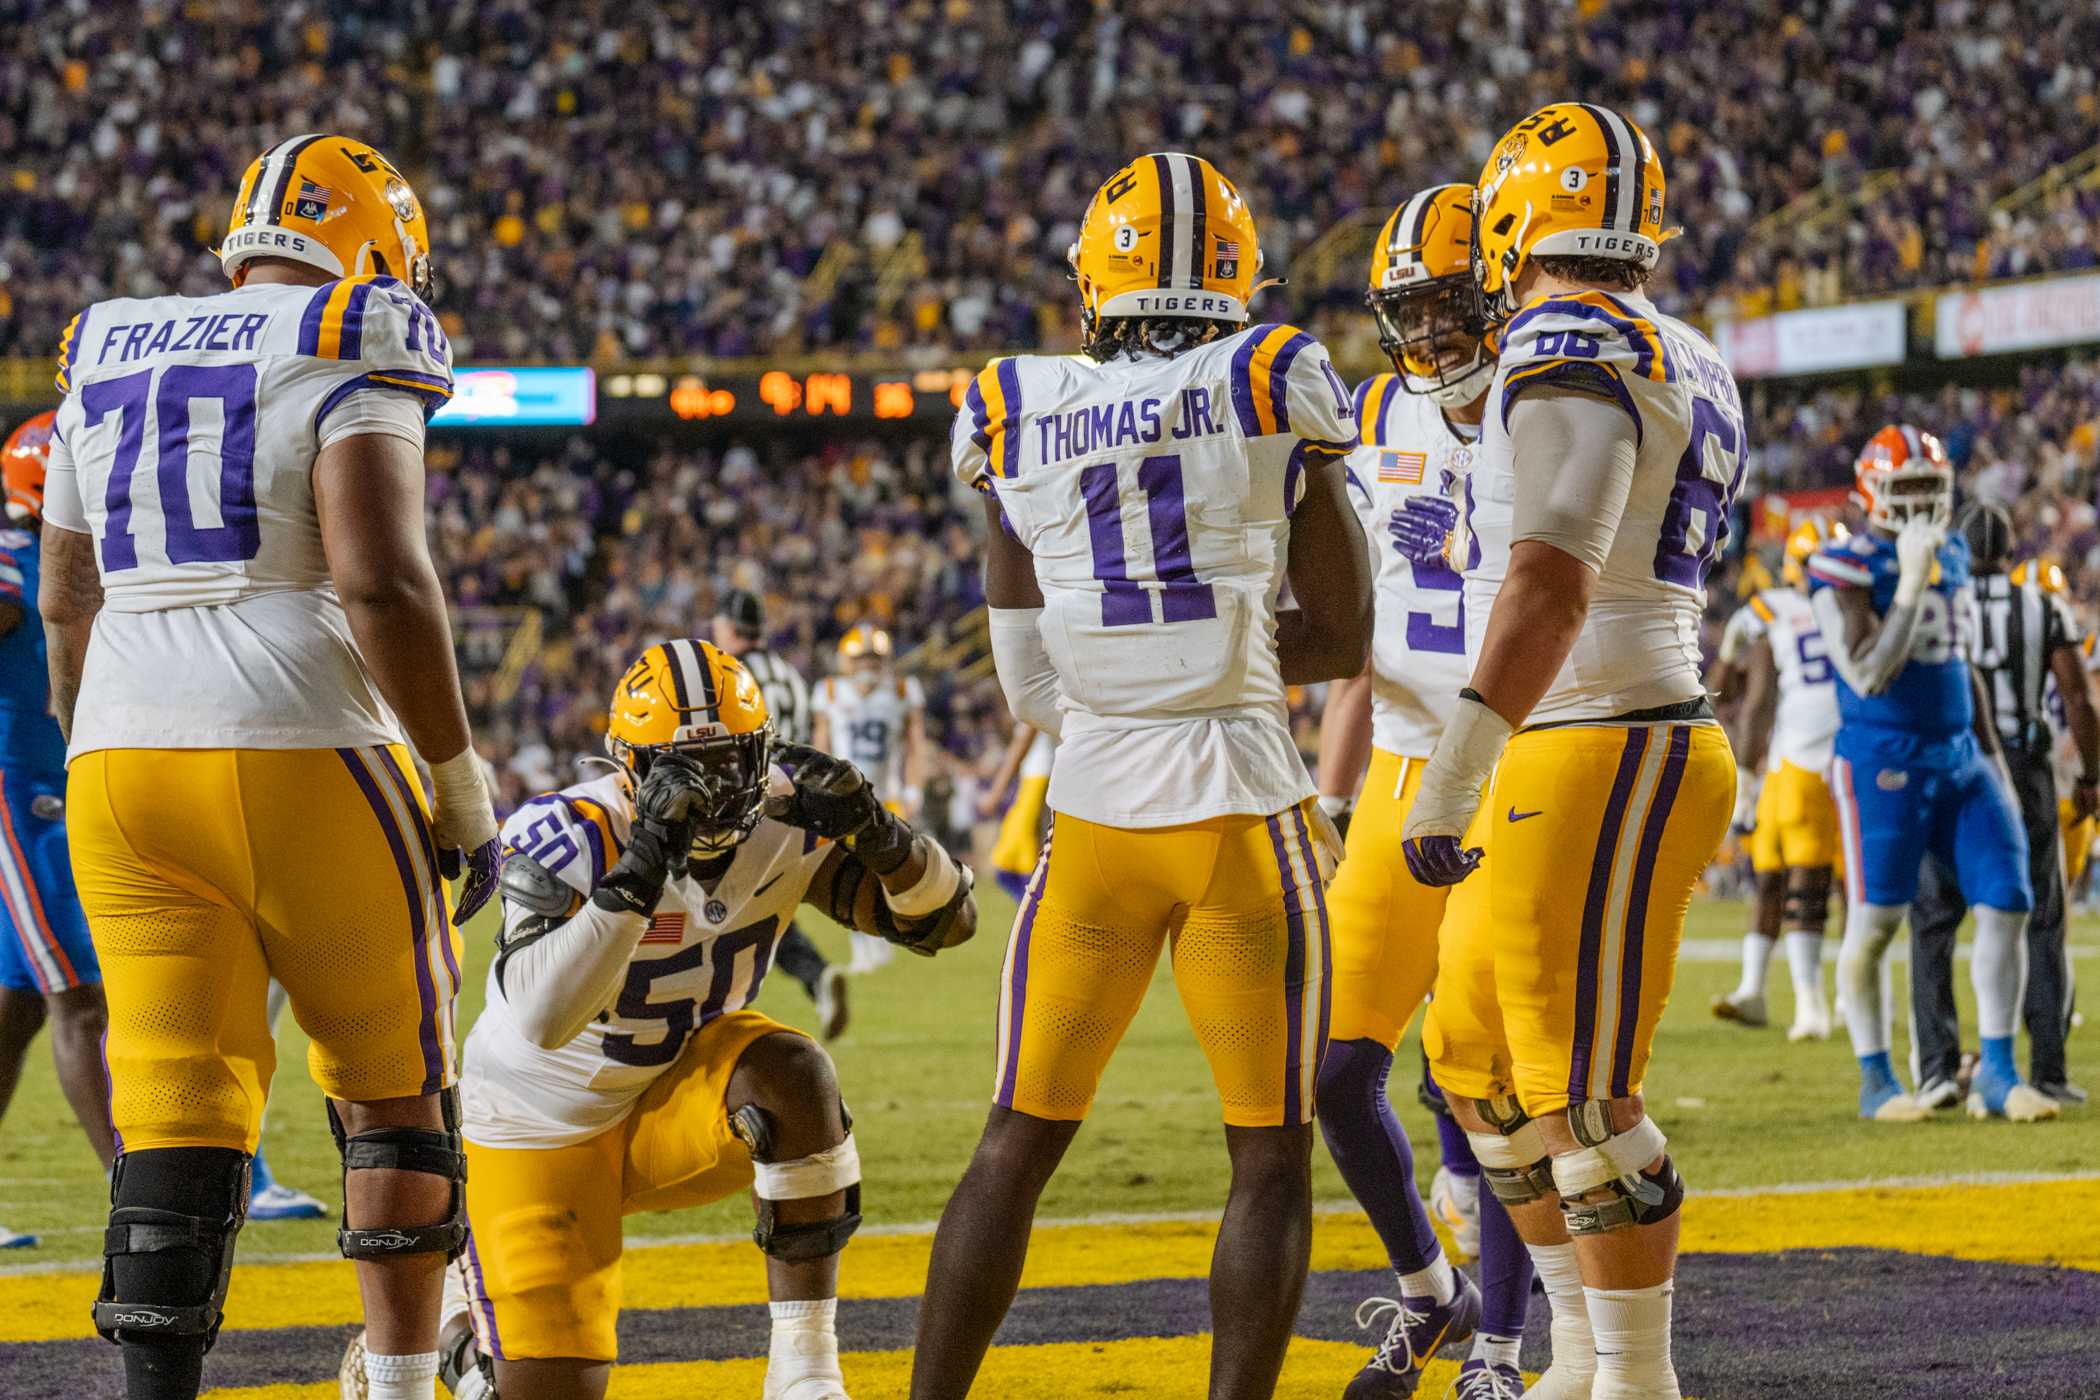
left=1492, top=213, right=1517, bottom=236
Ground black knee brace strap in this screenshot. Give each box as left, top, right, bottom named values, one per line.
left=93, top=1150, right=250, bottom=1347
left=329, top=1089, right=469, bottom=1261
left=734, top=1103, right=864, bottom=1262
left=1560, top=1154, right=1686, bottom=1235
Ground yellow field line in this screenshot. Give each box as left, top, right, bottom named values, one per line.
left=5, top=1178, right=2096, bottom=1345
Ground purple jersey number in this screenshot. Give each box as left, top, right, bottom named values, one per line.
left=1079, top=453, right=1218, bottom=627
left=80, top=363, right=263, bottom=572
left=1655, top=396, right=1745, bottom=588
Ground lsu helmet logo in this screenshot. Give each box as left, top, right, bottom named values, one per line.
left=220, top=134, right=435, bottom=299
left=1069, top=152, right=1264, bottom=359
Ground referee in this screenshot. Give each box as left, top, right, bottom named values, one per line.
left=710, top=587, right=849, bottom=1039
left=1910, top=503, right=2096, bottom=1107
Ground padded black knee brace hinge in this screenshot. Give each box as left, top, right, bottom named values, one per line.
left=92, top=1152, right=250, bottom=1348
left=736, top=1102, right=863, bottom=1261
left=330, top=1089, right=469, bottom=1261
left=1560, top=1154, right=1686, bottom=1235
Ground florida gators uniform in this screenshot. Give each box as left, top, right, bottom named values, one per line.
left=813, top=673, right=923, bottom=806
left=458, top=768, right=828, bottom=1362
left=1807, top=532, right=2030, bottom=912
left=0, top=521, right=96, bottom=995
left=1329, top=374, right=1483, bottom=1048
left=1425, top=291, right=1740, bottom=1115
left=954, top=324, right=1352, bottom=1127
left=1731, top=588, right=1842, bottom=874
left=42, top=275, right=458, bottom=1152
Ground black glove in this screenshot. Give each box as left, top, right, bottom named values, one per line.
left=765, top=742, right=914, bottom=874
left=594, top=752, right=704, bottom=916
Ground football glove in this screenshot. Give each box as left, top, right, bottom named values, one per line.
left=1893, top=518, right=1945, bottom=606
left=1388, top=496, right=1459, bottom=566
left=765, top=742, right=914, bottom=874
left=428, top=749, right=501, bottom=926
left=594, top=751, right=705, bottom=917
left=1399, top=690, right=1510, bottom=887
left=1317, top=792, right=1355, bottom=842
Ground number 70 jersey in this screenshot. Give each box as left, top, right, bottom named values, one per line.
left=952, top=324, right=1357, bottom=827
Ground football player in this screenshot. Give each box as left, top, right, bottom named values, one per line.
left=1402, top=105, right=1744, bottom=1400
left=983, top=722, right=1056, bottom=902
left=1312, top=184, right=1537, bottom=1399
left=416, top=639, right=973, bottom=1400
left=1806, top=428, right=2054, bottom=1123
left=38, top=135, right=501, bottom=1400
left=913, top=151, right=1371, bottom=1400
left=811, top=624, right=928, bottom=972
left=1711, top=520, right=1844, bottom=1041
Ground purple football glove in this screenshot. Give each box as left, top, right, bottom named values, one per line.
left=442, top=839, right=502, bottom=926
left=1388, top=495, right=1460, bottom=565
left=1402, top=833, right=1483, bottom=887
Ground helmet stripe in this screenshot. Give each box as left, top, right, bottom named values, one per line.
left=1151, top=154, right=1176, bottom=289
left=261, top=133, right=327, bottom=228
left=659, top=643, right=693, bottom=711
left=1585, top=104, right=1641, bottom=234
left=239, top=137, right=302, bottom=227
left=695, top=644, right=720, bottom=713
left=1180, top=154, right=1208, bottom=289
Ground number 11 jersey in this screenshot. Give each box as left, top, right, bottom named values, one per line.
left=951, top=323, right=1356, bottom=827
left=42, top=275, right=453, bottom=757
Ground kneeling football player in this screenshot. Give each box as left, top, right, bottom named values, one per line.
left=358, top=639, right=974, bottom=1400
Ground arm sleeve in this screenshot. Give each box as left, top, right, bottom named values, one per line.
left=1811, top=580, right=1922, bottom=698
left=495, top=895, right=648, bottom=1051
left=989, top=606, right=1064, bottom=737
left=41, top=424, right=88, bottom=533
left=1495, top=296, right=1656, bottom=443
left=1507, top=387, right=1639, bottom=573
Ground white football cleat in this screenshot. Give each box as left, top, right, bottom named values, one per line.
left=1709, top=991, right=1766, bottom=1028
left=250, top=1181, right=328, bottom=1221
left=845, top=931, right=893, bottom=974
left=1786, top=1007, right=1831, bottom=1042
left=1430, top=1166, right=1481, bottom=1262
left=339, top=1329, right=368, bottom=1400
left=1869, top=1091, right=1933, bottom=1123
left=814, top=965, right=851, bottom=1041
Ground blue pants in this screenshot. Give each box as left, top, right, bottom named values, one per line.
left=0, top=767, right=98, bottom=994
left=1829, top=747, right=2032, bottom=913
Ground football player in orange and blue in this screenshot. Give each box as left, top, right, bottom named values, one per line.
left=423, top=639, right=973, bottom=1400
left=1402, top=105, right=1742, bottom=1400
left=38, top=134, right=500, bottom=1400
left=1312, top=183, right=1538, bottom=1398
left=913, top=152, right=1371, bottom=1400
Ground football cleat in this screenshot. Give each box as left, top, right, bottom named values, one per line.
left=846, top=931, right=894, bottom=975
left=1709, top=991, right=1767, bottom=1028
left=0, top=1225, right=37, bottom=1250
left=1786, top=1007, right=1832, bottom=1042
left=1346, top=1274, right=1483, bottom=1398
left=1445, top=1357, right=1525, bottom=1400
left=1429, top=1167, right=1481, bottom=1262
left=1913, top=1075, right=1963, bottom=1111
left=1966, top=1070, right=2060, bottom=1123
left=250, top=1182, right=328, bottom=1222
left=339, top=1329, right=368, bottom=1400
left=814, top=965, right=852, bottom=1041
left=2034, top=1080, right=2088, bottom=1107
left=1862, top=1081, right=1932, bottom=1123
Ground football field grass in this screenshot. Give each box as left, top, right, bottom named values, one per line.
left=2, top=890, right=2096, bottom=1397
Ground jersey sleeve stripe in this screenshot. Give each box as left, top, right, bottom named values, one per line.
left=563, top=796, right=621, bottom=879
left=312, top=276, right=376, bottom=360
left=1807, top=555, right=1871, bottom=586
left=1499, top=359, right=1643, bottom=444
left=297, top=281, right=340, bottom=356
left=54, top=310, right=87, bottom=394
left=1504, top=295, right=1670, bottom=382
left=963, top=373, right=992, bottom=453
left=1351, top=375, right=1377, bottom=427
left=336, top=278, right=378, bottom=360
left=1749, top=594, right=1775, bottom=623
left=978, top=361, right=1020, bottom=479
left=994, top=357, right=1023, bottom=479
left=1356, top=375, right=1392, bottom=447
left=313, top=369, right=454, bottom=433
left=1228, top=324, right=1277, bottom=435
left=1231, top=324, right=1308, bottom=438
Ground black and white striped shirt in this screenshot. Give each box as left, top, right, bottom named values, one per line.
left=739, top=648, right=813, bottom=746
left=1969, top=566, right=2078, bottom=754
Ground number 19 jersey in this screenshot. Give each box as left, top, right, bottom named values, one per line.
left=42, top=275, right=453, bottom=757
left=952, top=324, right=1357, bottom=827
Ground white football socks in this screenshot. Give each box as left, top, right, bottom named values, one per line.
left=766, top=1298, right=844, bottom=1399
left=1470, top=1331, right=1522, bottom=1369
left=1784, top=930, right=1826, bottom=1016
left=1398, top=1251, right=1458, bottom=1306
left=365, top=1349, right=441, bottom=1400
left=1522, top=1241, right=1597, bottom=1398
left=1586, top=1281, right=1679, bottom=1398
left=1734, top=931, right=1774, bottom=999
left=1838, top=901, right=1907, bottom=1056
left=1969, top=905, right=2029, bottom=1041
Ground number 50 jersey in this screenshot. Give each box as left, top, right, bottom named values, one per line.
left=42, top=275, right=453, bottom=757
left=952, top=324, right=1357, bottom=827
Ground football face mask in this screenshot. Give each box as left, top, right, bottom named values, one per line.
left=1369, top=275, right=1492, bottom=408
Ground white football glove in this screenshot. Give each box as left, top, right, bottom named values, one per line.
left=1893, top=518, right=1945, bottom=606
left=428, top=748, right=501, bottom=924
left=1400, top=694, right=1512, bottom=886
left=1732, top=771, right=1761, bottom=836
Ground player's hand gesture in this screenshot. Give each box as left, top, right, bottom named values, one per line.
left=1388, top=496, right=1460, bottom=566
left=1893, top=517, right=1945, bottom=602
left=765, top=742, right=883, bottom=842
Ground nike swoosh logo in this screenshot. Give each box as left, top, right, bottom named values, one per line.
left=1507, top=807, right=1543, bottom=822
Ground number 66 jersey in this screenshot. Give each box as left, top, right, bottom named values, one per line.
left=952, top=324, right=1356, bottom=827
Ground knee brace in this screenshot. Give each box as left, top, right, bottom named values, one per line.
left=1416, top=1056, right=1453, bottom=1120
left=1552, top=1104, right=1684, bottom=1235
left=733, top=1103, right=864, bottom=1262
left=1464, top=1095, right=1554, bottom=1205
left=329, top=1088, right=469, bottom=1261
left=93, top=1148, right=251, bottom=1348
left=1783, top=873, right=1831, bottom=930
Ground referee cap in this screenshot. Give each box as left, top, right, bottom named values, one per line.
left=716, top=587, right=766, bottom=638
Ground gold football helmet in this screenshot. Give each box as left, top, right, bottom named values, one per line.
left=220, top=134, right=435, bottom=299
left=1781, top=518, right=1846, bottom=588
left=1069, top=153, right=1262, bottom=357
left=1471, top=103, right=1667, bottom=326
left=838, top=624, right=893, bottom=686
left=1367, top=183, right=1493, bottom=407
left=606, top=639, right=772, bottom=852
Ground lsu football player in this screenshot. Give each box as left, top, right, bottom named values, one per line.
left=414, top=639, right=973, bottom=1400
left=37, top=136, right=501, bottom=1400
left=915, top=152, right=1371, bottom=1400
left=1711, top=520, right=1844, bottom=1041
left=1806, top=428, right=2052, bottom=1124
left=811, top=624, right=928, bottom=972
left=1312, top=184, right=1539, bottom=1399
left=984, top=722, right=1056, bottom=901
left=1400, top=105, right=1743, bottom=1400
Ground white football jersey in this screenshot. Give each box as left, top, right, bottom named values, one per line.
left=41, top=275, right=452, bottom=756
left=1731, top=588, right=1839, bottom=772
left=1346, top=373, right=1477, bottom=759
left=814, top=672, right=924, bottom=801
left=1464, top=290, right=1746, bottom=725
left=952, top=323, right=1356, bottom=827
left=463, top=768, right=834, bottom=1147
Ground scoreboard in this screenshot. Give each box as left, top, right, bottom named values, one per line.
left=422, top=364, right=990, bottom=430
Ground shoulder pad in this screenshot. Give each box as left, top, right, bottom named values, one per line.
left=297, top=275, right=454, bottom=416
left=1227, top=324, right=1353, bottom=447
left=499, top=850, right=579, bottom=919
left=1352, top=373, right=1399, bottom=447
left=955, top=358, right=1023, bottom=485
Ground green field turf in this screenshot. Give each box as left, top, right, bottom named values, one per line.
left=1, top=891, right=2094, bottom=1268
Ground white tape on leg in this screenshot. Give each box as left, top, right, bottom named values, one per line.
left=1465, top=1118, right=1546, bottom=1169
left=1550, top=1115, right=1667, bottom=1199
left=751, top=1133, right=861, bottom=1201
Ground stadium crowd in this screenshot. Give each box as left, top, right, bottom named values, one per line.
left=3, top=0, right=2098, bottom=362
